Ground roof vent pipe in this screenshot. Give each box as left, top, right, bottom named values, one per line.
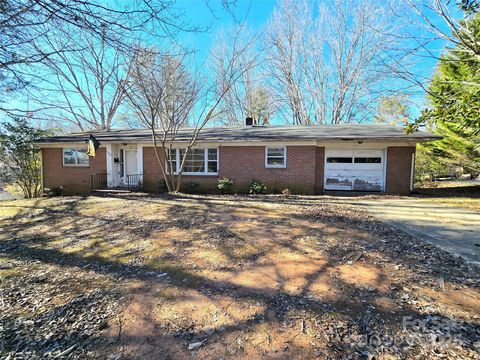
left=245, top=117, right=253, bottom=126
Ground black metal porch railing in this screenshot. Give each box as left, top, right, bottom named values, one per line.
left=90, top=173, right=108, bottom=191
left=126, top=174, right=142, bottom=190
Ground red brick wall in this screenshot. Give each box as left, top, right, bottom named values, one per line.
left=220, top=146, right=317, bottom=194
left=41, top=144, right=417, bottom=195
left=385, top=146, right=415, bottom=195
left=142, top=147, right=164, bottom=192
left=142, top=145, right=318, bottom=194
left=42, top=147, right=106, bottom=194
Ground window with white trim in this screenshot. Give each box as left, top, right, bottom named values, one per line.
left=63, top=148, right=89, bottom=166
left=265, top=146, right=286, bottom=168
left=166, top=148, right=218, bottom=175
left=207, top=148, right=218, bottom=173
left=165, top=148, right=177, bottom=174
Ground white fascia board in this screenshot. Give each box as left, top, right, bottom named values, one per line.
left=322, top=140, right=417, bottom=149
left=138, top=140, right=317, bottom=147
left=36, top=139, right=420, bottom=149
left=36, top=142, right=119, bottom=148
left=36, top=142, right=88, bottom=148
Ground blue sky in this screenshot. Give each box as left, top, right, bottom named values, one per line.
left=172, top=0, right=447, bottom=121
left=178, top=0, right=275, bottom=49
left=6, top=0, right=453, bottom=128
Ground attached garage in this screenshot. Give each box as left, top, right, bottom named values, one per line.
left=36, top=124, right=439, bottom=195
left=324, top=149, right=385, bottom=192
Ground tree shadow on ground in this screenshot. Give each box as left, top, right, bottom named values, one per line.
left=0, top=195, right=479, bottom=359
left=414, top=184, right=480, bottom=198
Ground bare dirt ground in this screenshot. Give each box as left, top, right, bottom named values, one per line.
left=0, top=193, right=479, bottom=359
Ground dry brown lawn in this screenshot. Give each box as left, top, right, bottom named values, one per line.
left=0, top=193, right=479, bottom=359
left=414, top=180, right=480, bottom=212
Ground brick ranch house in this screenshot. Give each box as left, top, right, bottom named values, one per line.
left=35, top=124, right=440, bottom=195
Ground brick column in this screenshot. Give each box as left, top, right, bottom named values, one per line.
left=385, top=146, right=416, bottom=195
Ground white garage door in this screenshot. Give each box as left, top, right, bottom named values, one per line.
left=324, top=149, right=385, bottom=191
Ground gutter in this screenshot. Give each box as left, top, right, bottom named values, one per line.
left=33, top=135, right=443, bottom=146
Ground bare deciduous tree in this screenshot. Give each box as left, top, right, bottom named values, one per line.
left=124, top=50, right=199, bottom=192
left=264, top=0, right=311, bottom=125
left=211, top=26, right=275, bottom=125
left=124, top=26, right=256, bottom=192
left=265, top=0, right=398, bottom=124
left=0, top=0, right=187, bottom=106
left=388, top=0, right=480, bottom=96
left=387, top=0, right=480, bottom=133
left=407, top=0, right=480, bottom=61
left=29, top=28, right=129, bottom=131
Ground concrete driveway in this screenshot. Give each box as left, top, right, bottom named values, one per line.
left=350, top=198, right=480, bottom=264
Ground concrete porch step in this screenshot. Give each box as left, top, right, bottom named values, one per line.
left=91, top=187, right=140, bottom=195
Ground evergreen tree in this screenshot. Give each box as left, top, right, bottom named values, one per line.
left=0, top=118, right=55, bottom=198
left=413, top=14, right=480, bottom=176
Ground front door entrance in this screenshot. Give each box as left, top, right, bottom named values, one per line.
left=120, top=149, right=138, bottom=187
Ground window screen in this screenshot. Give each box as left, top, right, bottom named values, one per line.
left=63, top=148, right=89, bottom=166
left=169, top=148, right=218, bottom=174
left=266, top=147, right=286, bottom=167
left=76, top=149, right=89, bottom=165
left=165, top=148, right=177, bottom=174
left=180, top=149, right=205, bottom=173
left=207, top=148, right=218, bottom=173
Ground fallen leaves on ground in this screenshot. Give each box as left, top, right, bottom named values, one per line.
left=0, top=193, right=478, bottom=359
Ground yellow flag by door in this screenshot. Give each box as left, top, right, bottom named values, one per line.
left=87, top=134, right=100, bottom=158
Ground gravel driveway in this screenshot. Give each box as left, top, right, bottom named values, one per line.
left=351, top=198, right=480, bottom=264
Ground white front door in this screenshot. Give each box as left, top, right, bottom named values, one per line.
left=120, top=149, right=138, bottom=187
left=324, top=149, right=384, bottom=191
left=124, top=149, right=138, bottom=177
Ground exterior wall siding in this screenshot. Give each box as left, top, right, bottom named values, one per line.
left=40, top=143, right=417, bottom=195
left=220, top=145, right=317, bottom=194
left=142, top=145, right=318, bottom=194
left=42, top=147, right=107, bottom=195
left=385, top=146, right=416, bottom=195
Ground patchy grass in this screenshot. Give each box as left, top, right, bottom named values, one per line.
left=415, top=197, right=480, bottom=212
left=0, top=268, right=24, bottom=279
left=413, top=180, right=480, bottom=211
left=0, top=194, right=479, bottom=359
left=417, top=180, right=480, bottom=189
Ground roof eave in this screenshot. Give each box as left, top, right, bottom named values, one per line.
left=34, top=136, right=443, bottom=146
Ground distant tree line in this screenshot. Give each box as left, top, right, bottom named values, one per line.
left=1, top=0, right=479, bottom=194
left=3, top=0, right=478, bottom=129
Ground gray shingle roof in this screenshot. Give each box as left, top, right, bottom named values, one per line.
left=35, top=124, right=441, bottom=144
